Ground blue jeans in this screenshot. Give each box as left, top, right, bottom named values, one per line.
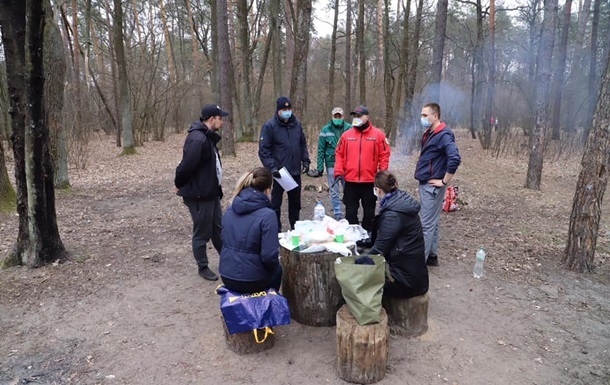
left=418, top=183, right=446, bottom=260
left=326, top=167, right=344, bottom=219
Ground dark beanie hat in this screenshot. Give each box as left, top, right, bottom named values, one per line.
left=276, top=96, right=292, bottom=111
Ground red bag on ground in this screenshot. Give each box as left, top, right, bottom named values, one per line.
left=442, top=186, right=459, bottom=212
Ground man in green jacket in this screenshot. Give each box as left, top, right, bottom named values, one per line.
left=313, top=107, right=351, bottom=220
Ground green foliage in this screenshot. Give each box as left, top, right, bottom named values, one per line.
left=120, top=146, right=137, bottom=156
left=0, top=184, right=16, bottom=213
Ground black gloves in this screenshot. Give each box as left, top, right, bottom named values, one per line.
left=334, top=175, right=344, bottom=184
left=302, top=164, right=310, bottom=174
left=316, top=169, right=323, bottom=177
left=272, top=169, right=281, bottom=178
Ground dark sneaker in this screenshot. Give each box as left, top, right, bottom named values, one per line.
left=426, top=255, right=439, bottom=266
left=198, top=267, right=219, bottom=281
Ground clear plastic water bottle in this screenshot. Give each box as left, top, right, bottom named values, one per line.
left=473, top=247, right=486, bottom=278
left=313, top=201, right=325, bottom=221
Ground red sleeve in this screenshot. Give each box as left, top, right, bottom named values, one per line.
left=334, top=136, right=346, bottom=177
left=378, top=131, right=390, bottom=171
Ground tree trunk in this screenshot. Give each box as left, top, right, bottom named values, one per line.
left=382, top=0, right=394, bottom=136
left=44, top=1, right=69, bottom=189
left=216, top=0, right=236, bottom=156
left=376, top=0, right=384, bottom=82
left=356, top=0, right=366, bottom=104
left=471, top=0, right=485, bottom=141
left=70, top=0, right=83, bottom=140
left=113, top=0, right=134, bottom=154
left=583, top=0, right=602, bottom=141
left=345, top=0, right=352, bottom=110
left=480, top=0, right=495, bottom=150
left=429, top=0, right=448, bottom=104
left=550, top=0, right=572, bottom=141
left=289, top=0, right=312, bottom=120
left=0, top=0, right=65, bottom=267
left=102, top=0, right=121, bottom=146
left=270, top=0, right=282, bottom=97
left=236, top=0, right=254, bottom=140
left=563, top=52, right=610, bottom=272
left=525, top=0, right=557, bottom=190
left=392, top=0, right=410, bottom=147
left=210, top=0, right=220, bottom=102
left=327, top=0, right=340, bottom=108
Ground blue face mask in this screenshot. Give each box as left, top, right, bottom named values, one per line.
left=421, top=117, right=432, bottom=128
left=280, top=110, right=293, bottom=120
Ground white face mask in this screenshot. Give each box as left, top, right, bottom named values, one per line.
left=352, top=117, right=363, bottom=127
left=373, top=187, right=380, bottom=198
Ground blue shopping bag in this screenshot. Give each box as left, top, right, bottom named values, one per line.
left=216, top=286, right=291, bottom=335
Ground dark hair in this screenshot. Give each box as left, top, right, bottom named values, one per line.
left=423, top=103, right=441, bottom=119
left=375, top=170, right=398, bottom=194
left=232, top=167, right=273, bottom=199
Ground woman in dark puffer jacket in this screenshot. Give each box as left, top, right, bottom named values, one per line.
left=370, top=170, right=429, bottom=298
left=220, top=167, right=282, bottom=293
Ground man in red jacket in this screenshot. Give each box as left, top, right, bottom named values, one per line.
left=334, top=106, right=391, bottom=232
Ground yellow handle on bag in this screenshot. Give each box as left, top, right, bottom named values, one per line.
left=252, top=327, right=274, bottom=344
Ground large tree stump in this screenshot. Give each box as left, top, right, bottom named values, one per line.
left=382, top=292, right=429, bottom=337
left=336, top=305, right=389, bottom=384
left=280, top=246, right=343, bottom=326
left=221, top=315, right=275, bottom=354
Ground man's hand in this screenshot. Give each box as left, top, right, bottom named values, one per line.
left=333, top=175, right=344, bottom=187
left=428, top=179, right=445, bottom=187
left=272, top=169, right=281, bottom=178
left=302, top=164, right=310, bottom=174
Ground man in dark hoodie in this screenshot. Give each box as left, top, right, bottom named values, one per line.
left=175, top=104, right=229, bottom=281
left=258, top=96, right=311, bottom=230
left=414, top=103, right=461, bottom=267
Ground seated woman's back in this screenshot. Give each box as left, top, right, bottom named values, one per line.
left=219, top=168, right=281, bottom=293
left=371, top=171, right=428, bottom=298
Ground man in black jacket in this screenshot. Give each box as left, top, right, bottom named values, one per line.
left=258, top=96, right=311, bottom=230
left=175, top=104, right=228, bottom=281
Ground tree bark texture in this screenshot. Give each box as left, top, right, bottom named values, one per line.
left=344, top=0, right=352, bottom=110
left=113, top=0, right=134, bottom=153
left=0, top=0, right=65, bottom=267
left=43, top=1, right=69, bottom=189
left=550, top=0, right=572, bottom=140
left=216, top=0, right=236, bottom=156
left=525, top=0, right=557, bottom=190
left=336, top=305, right=389, bottom=384
left=563, top=52, right=610, bottom=272
left=279, top=247, right=343, bottom=326
left=327, top=0, right=340, bottom=108
left=382, top=293, right=428, bottom=337
left=583, top=0, right=602, bottom=140
left=236, top=0, right=254, bottom=140
left=289, top=0, right=312, bottom=119
left=429, top=0, right=448, bottom=104
left=356, top=0, right=366, bottom=104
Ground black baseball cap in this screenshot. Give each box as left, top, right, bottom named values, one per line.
left=350, top=105, right=369, bottom=116
left=201, top=104, right=229, bottom=120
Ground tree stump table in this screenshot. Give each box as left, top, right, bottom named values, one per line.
left=336, top=305, right=389, bottom=384
left=280, top=246, right=344, bottom=326
left=221, top=315, right=275, bottom=354
left=382, top=292, right=429, bottom=337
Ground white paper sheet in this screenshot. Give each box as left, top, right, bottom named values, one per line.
left=274, top=167, right=298, bottom=192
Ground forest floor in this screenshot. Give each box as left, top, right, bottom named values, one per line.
left=0, top=130, right=609, bottom=385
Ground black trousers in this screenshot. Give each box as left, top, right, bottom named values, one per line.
left=271, top=174, right=301, bottom=231
left=221, top=265, right=283, bottom=294
left=183, top=198, right=223, bottom=269
left=343, top=181, right=376, bottom=232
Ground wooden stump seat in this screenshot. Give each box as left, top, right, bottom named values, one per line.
left=382, top=292, right=429, bottom=337
left=336, top=305, right=389, bottom=384
left=280, top=246, right=344, bottom=326
left=221, top=315, right=275, bottom=355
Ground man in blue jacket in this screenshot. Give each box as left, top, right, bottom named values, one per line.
left=414, top=103, right=461, bottom=266
left=258, top=96, right=311, bottom=230
left=175, top=104, right=229, bottom=281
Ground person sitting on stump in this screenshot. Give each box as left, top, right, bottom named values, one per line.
left=219, top=167, right=282, bottom=294
left=370, top=170, right=429, bottom=298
